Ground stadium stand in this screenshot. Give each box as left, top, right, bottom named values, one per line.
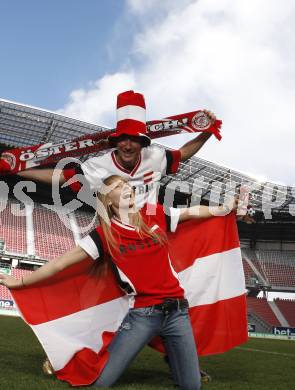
left=246, top=296, right=295, bottom=332
left=242, top=249, right=295, bottom=289
left=242, top=258, right=258, bottom=285
left=0, top=199, right=27, bottom=255
left=32, top=204, right=75, bottom=259
left=0, top=198, right=96, bottom=263
left=242, top=249, right=268, bottom=283
left=274, top=299, right=295, bottom=327
left=0, top=284, right=12, bottom=301
left=247, top=296, right=281, bottom=327
left=256, top=250, right=295, bottom=288
left=75, top=210, right=97, bottom=238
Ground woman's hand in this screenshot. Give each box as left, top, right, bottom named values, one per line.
left=222, top=195, right=239, bottom=214
left=224, top=195, right=255, bottom=224
left=0, top=274, right=23, bottom=289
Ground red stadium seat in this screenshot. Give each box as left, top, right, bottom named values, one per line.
left=247, top=296, right=281, bottom=327
left=33, top=204, right=75, bottom=260
left=0, top=200, right=27, bottom=254
left=274, top=299, right=295, bottom=327
left=74, top=211, right=97, bottom=238
left=0, top=268, right=32, bottom=301
left=243, top=249, right=295, bottom=288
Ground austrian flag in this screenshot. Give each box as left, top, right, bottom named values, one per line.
left=11, top=212, right=248, bottom=386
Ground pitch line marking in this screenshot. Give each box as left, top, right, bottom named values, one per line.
left=236, top=347, right=295, bottom=357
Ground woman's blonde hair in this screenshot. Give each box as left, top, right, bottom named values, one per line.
left=96, top=175, right=167, bottom=258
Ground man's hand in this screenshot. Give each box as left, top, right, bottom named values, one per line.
left=203, top=109, right=216, bottom=123
left=202, top=109, right=221, bottom=140
left=0, top=274, right=23, bottom=289
left=179, top=109, right=221, bottom=161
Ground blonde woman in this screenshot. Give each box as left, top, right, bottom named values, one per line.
left=0, top=175, right=239, bottom=389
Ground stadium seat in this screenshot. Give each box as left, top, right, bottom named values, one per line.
left=0, top=268, right=32, bottom=301
left=243, top=249, right=295, bottom=288
left=242, top=258, right=257, bottom=284
left=75, top=211, right=97, bottom=238
left=0, top=199, right=27, bottom=255
left=247, top=296, right=281, bottom=327
left=274, top=299, right=295, bottom=327
left=33, top=204, right=75, bottom=260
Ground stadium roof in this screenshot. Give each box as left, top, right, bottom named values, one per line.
left=0, top=98, right=107, bottom=148
left=161, top=157, right=295, bottom=219
left=1, top=98, right=294, bottom=219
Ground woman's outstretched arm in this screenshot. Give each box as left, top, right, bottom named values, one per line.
left=0, top=245, right=89, bottom=289
left=178, top=197, right=238, bottom=223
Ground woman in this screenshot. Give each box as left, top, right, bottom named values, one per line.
left=0, top=175, right=239, bottom=389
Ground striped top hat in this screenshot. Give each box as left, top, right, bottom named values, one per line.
left=108, top=90, right=151, bottom=147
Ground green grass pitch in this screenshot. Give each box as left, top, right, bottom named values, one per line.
left=0, top=315, right=294, bottom=390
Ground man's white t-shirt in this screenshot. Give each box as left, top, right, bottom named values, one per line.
left=63, top=145, right=181, bottom=207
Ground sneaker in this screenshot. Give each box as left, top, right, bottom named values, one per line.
left=200, top=370, right=212, bottom=383
left=42, top=358, right=54, bottom=375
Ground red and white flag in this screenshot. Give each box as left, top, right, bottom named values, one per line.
left=11, top=212, right=247, bottom=386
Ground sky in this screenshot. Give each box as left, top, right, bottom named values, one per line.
left=1, top=0, right=294, bottom=186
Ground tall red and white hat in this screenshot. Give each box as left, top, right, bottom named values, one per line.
left=108, top=90, right=151, bottom=147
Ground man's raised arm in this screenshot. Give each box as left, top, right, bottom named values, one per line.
left=179, top=132, right=212, bottom=162
left=179, top=109, right=219, bottom=162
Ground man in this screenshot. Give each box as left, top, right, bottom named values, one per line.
left=11, top=90, right=218, bottom=207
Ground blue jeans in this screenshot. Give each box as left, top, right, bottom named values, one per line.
left=93, top=305, right=201, bottom=389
